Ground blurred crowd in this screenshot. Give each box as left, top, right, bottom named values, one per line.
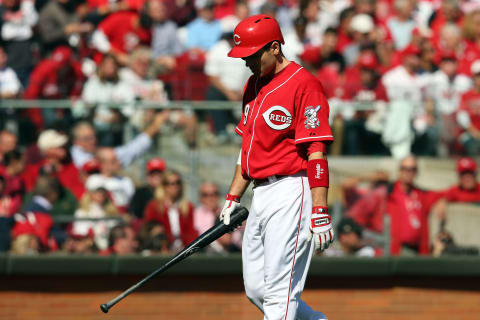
left=0, top=124, right=478, bottom=257
left=0, top=0, right=480, bottom=257
left=0, top=127, right=243, bottom=255
left=1, top=0, right=480, bottom=155
left=334, top=155, right=480, bottom=257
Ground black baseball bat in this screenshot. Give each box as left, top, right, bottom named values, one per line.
left=100, top=206, right=249, bottom=313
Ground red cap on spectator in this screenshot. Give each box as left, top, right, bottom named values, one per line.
left=51, top=46, right=73, bottom=66
left=82, top=159, right=101, bottom=174
left=146, top=158, right=166, bottom=173
left=457, top=157, right=477, bottom=173
left=401, top=45, right=421, bottom=58
left=11, top=212, right=54, bottom=247
left=358, top=52, right=378, bottom=69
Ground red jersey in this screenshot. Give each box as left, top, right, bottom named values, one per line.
left=22, top=161, right=85, bottom=200
left=235, top=62, right=334, bottom=179
left=144, top=200, right=198, bottom=246
left=387, top=182, right=443, bottom=255
left=444, top=183, right=480, bottom=203
left=98, top=11, right=151, bottom=54
left=459, top=90, right=480, bottom=130
left=347, top=186, right=388, bottom=233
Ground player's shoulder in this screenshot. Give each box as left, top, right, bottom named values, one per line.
left=290, top=63, right=324, bottom=90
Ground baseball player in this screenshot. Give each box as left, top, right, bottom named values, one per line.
left=219, top=15, right=334, bottom=320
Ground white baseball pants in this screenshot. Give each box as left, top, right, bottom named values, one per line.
left=242, top=174, right=327, bottom=320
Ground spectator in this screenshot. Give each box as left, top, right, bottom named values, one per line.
left=121, top=47, right=169, bottom=103
left=344, top=171, right=390, bottom=233
left=144, top=170, right=197, bottom=251
left=457, top=60, right=480, bottom=155
left=204, top=31, right=250, bottom=141
left=219, top=0, right=249, bottom=34
left=81, top=55, right=135, bottom=146
left=0, top=150, right=25, bottom=216
left=23, top=129, right=85, bottom=200
left=443, top=157, right=480, bottom=203
left=91, top=8, right=151, bottom=66
left=0, top=0, right=38, bottom=86
left=23, top=46, right=84, bottom=129
left=193, top=181, right=220, bottom=234
left=436, top=23, right=464, bottom=59
left=10, top=211, right=56, bottom=254
left=0, top=130, right=18, bottom=164
left=130, top=157, right=166, bottom=219
left=194, top=181, right=241, bottom=253
left=458, top=9, right=480, bottom=75
left=429, top=0, right=463, bottom=47
left=72, top=174, right=121, bottom=250
left=163, top=0, right=195, bottom=27
left=95, top=148, right=135, bottom=211
left=62, top=231, right=97, bottom=254
left=70, top=113, right=168, bottom=169
left=386, top=0, right=416, bottom=50
left=101, top=224, right=138, bottom=255
left=38, top=0, right=93, bottom=53
left=302, top=27, right=346, bottom=74
left=299, top=0, right=323, bottom=47
left=137, top=221, right=169, bottom=255
left=184, top=0, right=222, bottom=52
left=387, top=156, right=443, bottom=256
left=150, top=0, right=184, bottom=73
left=343, top=13, right=375, bottom=66
left=342, top=51, right=389, bottom=155
left=425, top=54, right=471, bottom=155
left=0, top=45, right=21, bottom=98
left=381, top=45, right=424, bottom=158
left=79, top=158, right=100, bottom=183
left=323, top=218, right=376, bottom=257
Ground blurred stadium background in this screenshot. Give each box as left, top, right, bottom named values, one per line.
left=1, top=0, right=480, bottom=318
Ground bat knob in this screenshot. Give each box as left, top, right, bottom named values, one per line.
left=100, top=304, right=110, bottom=313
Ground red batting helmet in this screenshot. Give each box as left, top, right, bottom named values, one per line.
left=228, top=14, right=284, bottom=58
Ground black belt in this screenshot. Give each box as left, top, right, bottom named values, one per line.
left=253, top=175, right=287, bottom=187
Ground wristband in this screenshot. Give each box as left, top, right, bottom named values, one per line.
left=312, top=206, right=328, bottom=214
left=307, top=158, right=329, bottom=188
left=226, top=194, right=241, bottom=203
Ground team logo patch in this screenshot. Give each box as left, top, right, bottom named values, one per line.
left=262, top=106, right=292, bottom=130
left=234, top=34, right=241, bottom=45
left=304, top=105, right=321, bottom=129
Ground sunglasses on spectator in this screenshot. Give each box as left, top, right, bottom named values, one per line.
left=164, top=180, right=181, bottom=186
left=400, top=166, right=417, bottom=172
left=201, top=191, right=219, bottom=197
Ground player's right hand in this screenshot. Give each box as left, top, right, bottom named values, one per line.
left=220, top=194, right=241, bottom=225
left=310, top=206, right=334, bottom=252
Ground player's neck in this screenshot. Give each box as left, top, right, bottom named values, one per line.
left=274, top=56, right=291, bottom=75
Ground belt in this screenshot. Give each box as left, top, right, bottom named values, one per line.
left=253, top=175, right=286, bottom=187
left=252, top=171, right=307, bottom=187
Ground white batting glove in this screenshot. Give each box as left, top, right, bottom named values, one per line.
left=310, top=206, right=334, bottom=252
left=219, top=194, right=241, bottom=225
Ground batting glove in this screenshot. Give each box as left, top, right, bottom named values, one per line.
left=310, top=206, right=334, bottom=252
left=220, top=194, right=241, bottom=225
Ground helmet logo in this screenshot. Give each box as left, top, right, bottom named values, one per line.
left=234, top=34, right=241, bottom=45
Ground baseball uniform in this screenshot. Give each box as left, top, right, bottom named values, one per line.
left=235, top=62, right=333, bottom=320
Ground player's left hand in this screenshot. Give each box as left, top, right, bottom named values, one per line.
left=310, top=206, right=334, bottom=252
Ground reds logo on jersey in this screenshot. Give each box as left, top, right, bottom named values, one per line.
left=304, top=106, right=321, bottom=129
left=262, top=106, right=292, bottom=130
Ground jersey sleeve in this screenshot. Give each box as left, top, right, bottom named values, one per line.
left=235, top=77, right=253, bottom=136
left=294, top=82, right=334, bottom=144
